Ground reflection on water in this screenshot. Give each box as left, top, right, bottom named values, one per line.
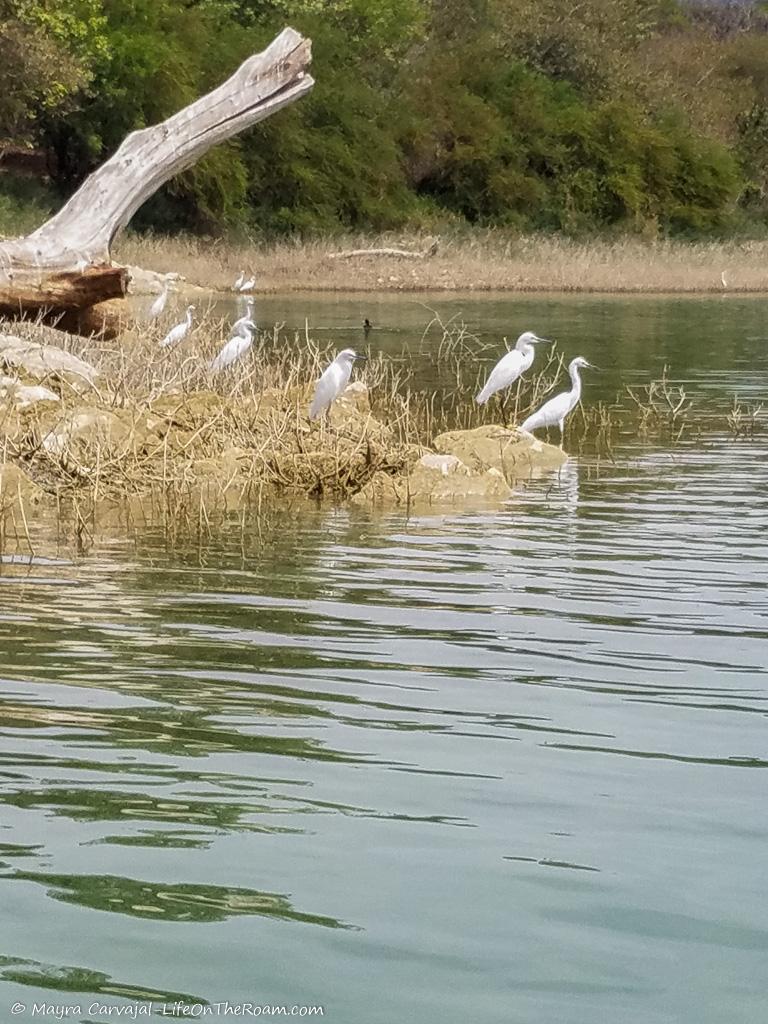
left=10, top=871, right=353, bottom=928
left=1, top=294, right=768, bottom=1024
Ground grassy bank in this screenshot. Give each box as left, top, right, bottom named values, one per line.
left=2, top=311, right=756, bottom=553
left=0, top=316, right=572, bottom=554
left=1, top=178, right=765, bottom=295
left=116, top=231, right=768, bottom=296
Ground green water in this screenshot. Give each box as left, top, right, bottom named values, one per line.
left=2, top=294, right=767, bottom=1024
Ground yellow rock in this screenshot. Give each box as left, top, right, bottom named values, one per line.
left=433, top=424, right=566, bottom=478
left=351, top=452, right=511, bottom=509
left=41, top=407, right=161, bottom=469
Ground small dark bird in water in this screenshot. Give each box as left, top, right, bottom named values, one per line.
left=363, top=318, right=373, bottom=336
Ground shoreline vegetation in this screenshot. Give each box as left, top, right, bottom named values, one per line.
left=1, top=309, right=755, bottom=553
left=117, top=232, right=768, bottom=297
left=0, top=316, right=570, bottom=553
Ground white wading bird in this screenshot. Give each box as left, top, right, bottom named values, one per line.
left=238, top=274, right=256, bottom=293
left=476, top=331, right=550, bottom=405
left=232, top=298, right=255, bottom=335
left=148, top=280, right=170, bottom=320
left=233, top=271, right=245, bottom=291
left=209, top=320, right=257, bottom=372
left=520, top=356, right=595, bottom=442
left=159, top=305, right=195, bottom=349
left=721, top=270, right=728, bottom=290
left=309, top=348, right=366, bottom=421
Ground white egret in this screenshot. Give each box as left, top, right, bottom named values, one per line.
left=476, top=331, right=550, bottom=405
left=148, top=280, right=170, bottom=320
left=309, top=348, right=366, bottom=421
left=232, top=298, right=255, bottom=336
left=721, top=270, right=728, bottom=289
left=233, top=271, right=245, bottom=291
left=519, top=356, right=595, bottom=442
left=159, top=305, right=195, bottom=349
left=239, top=274, right=256, bottom=293
left=209, top=320, right=257, bottom=372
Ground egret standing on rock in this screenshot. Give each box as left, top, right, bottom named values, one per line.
left=476, top=331, right=550, bottom=406
left=210, top=320, right=257, bottom=372
left=148, top=280, right=170, bottom=320
left=309, top=349, right=366, bottom=421
left=520, top=356, right=595, bottom=443
left=159, top=305, right=195, bottom=349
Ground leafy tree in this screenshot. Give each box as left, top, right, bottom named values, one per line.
left=0, top=0, right=757, bottom=236
left=0, top=0, right=107, bottom=142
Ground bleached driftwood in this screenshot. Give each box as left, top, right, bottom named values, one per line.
left=0, top=27, right=313, bottom=336
left=328, top=241, right=439, bottom=261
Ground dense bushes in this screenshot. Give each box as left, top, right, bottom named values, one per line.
left=0, top=0, right=765, bottom=237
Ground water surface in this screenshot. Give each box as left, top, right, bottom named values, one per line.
left=1, top=294, right=767, bottom=1023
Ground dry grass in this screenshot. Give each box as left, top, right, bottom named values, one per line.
left=0, top=313, right=428, bottom=539
left=2, top=310, right=759, bottom=558
left=116, top=230, right=768, bottom=295
left=0, top=310, right=582, bottom=559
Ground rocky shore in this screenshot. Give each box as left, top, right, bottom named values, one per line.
left=0, top=332, right=566, bottom=534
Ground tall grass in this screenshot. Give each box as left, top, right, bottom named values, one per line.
left=116, top=229, right=768, bottom=295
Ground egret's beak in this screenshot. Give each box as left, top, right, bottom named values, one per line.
left=533, top=336, right=553, bottom=344
left=355, top=354, right=368, bottom=361
left=586, top=361, right=601, bottom=370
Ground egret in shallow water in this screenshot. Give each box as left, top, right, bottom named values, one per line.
left=233, top=271, right=245, bottom=291
left=310, top=348, right=366, bottom=421
left=476, top=331, right=549, bottom=406
left=159, top=305, right=194, bottom=349
left=148, top=280, right=170, bottom=320
left=238, top=274, right=256, bottom=293
left=209, top=320, right=257, bottom=372
left=232, top=298, right=255, bottom=336
left=520, top=356, right=595, bottom=442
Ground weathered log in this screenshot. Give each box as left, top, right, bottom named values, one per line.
left=328, top=241, right=439, bottom=261
left=0, top=27, right=313, bottom=337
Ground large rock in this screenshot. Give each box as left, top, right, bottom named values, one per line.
left=433, top=424, right=566, bottom=478
left=351, top=452, right=511, bottom=508
left=41, top=407, right=160, bottom=470
left=0, top=335, right=100, bottom=391
left=0, top=374, right=60, bottom=410
left=126, top=265, right=186, bottom=296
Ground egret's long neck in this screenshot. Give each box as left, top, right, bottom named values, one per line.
left=569, top=363, right=582, bottom=402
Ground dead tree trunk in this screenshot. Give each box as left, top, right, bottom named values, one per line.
left=0, top=27, right=313, bottom=337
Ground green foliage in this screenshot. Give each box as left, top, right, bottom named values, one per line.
left=0, top=172, right=56, bottom=235
left=0, top=0, right=762, bottom=238
left=0, top=0, right=107, bottom=140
